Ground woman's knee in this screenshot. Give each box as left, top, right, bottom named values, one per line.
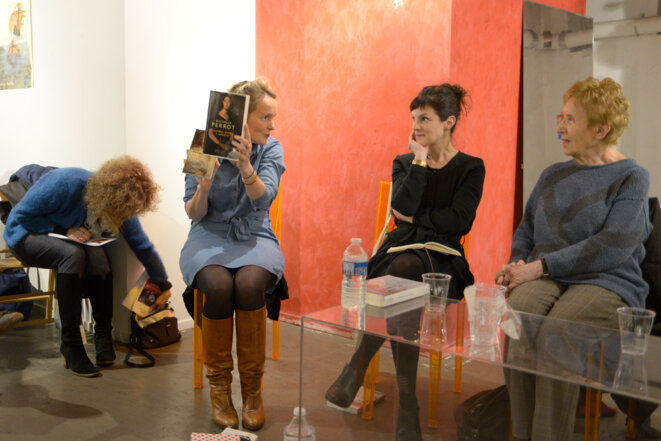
left=508, top=278, right=564, bottom=316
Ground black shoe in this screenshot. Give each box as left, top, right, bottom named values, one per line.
left=94, top=333, right=116, bottom=366
left=396, top=400, right=422, bottom=441
left=325, top=365, right=363, bottom=408
left=61, top=343, right=101, bottom=377
left=630, top=417, right=661, bottom=439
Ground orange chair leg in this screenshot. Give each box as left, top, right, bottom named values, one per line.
left=272, top=320, right=280, bottom=360
left=428, top=349, right=442, bottom=428
left=193, top=289, right=204, bottom=389
left=362, top=353, right=379, bottom=420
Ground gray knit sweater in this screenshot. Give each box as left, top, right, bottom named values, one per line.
left=511, top=158, right=651, bottom=308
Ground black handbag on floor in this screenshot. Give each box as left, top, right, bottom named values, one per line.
left=124, top=307, right=181, bottom=368
left=454, top=385, right=511, bottom=441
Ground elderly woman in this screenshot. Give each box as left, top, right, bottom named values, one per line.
left=180, top=78, right=284, bottom=431
left=4, top=156, right=171, bottom=377
left=496, top=77, right=651, bottom=441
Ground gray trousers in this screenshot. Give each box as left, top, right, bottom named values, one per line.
left=11, top=233, right=110, bottom=278
left=504, top=278, right=626, bottom=441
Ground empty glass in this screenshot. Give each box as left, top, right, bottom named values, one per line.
left=617, top=307, right=656, bottom=355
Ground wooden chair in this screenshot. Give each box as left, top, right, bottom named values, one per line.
left=193, top=181, right=284, bottom=389
left=0, top=191, right=56, bottom=327
left=361, top=181, right=469, bottom=424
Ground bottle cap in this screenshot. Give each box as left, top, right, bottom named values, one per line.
left=350, top=238, right=362, bottom=243
left=294, top=406, right=306, bottom=416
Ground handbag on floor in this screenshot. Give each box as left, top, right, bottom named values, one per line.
left=454, top=385, right=510, bottom=441
left=124, top=305, right=181, bottom=368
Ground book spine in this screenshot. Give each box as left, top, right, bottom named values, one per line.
left=383, top=289, right=424, bottom=306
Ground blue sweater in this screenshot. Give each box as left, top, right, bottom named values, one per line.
left=3, top=168, right=168, bottom=283
left=511, top=159, right=651, bottom=308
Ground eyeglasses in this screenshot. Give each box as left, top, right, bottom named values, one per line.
left=556, top=113, right=574, bottom=126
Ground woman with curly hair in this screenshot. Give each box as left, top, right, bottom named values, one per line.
left=3, top=155, right=171, bottom=377
left=180, top=78, right=284, bottom=431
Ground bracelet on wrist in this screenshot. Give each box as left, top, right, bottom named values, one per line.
left=242, top=172, right=258, bottom=186
left=241, top=169, right=256, bottom=181
left=412, top=159, right=427, bottom=168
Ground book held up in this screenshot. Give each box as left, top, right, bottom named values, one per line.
left=182, top=129, right=216, bottom=179
left=365, top=275, right=429, bottom=307
left=387, top=241, right=461, bottom=257
left=203, top=90, right=250, bottom=161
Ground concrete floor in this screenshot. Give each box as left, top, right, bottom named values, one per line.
left=0, top=316, right=659, bottom=440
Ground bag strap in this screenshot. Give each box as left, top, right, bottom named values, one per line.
left=124, top=338, right=156, bottom=368
left=124, top=313, right=155, bottom=368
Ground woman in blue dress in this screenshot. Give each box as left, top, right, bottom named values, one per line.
left=180, top=78, right=284, bottom=431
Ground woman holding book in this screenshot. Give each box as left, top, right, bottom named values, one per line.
left=325, top=84, right=485, bottom=440
left=495, top=77, right=650, bottom=441
left=3, top=156, right=172, bottom=377
left=179, top=78, right=284, bottom=431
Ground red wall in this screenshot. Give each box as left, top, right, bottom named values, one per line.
left=257, top=0, right=585, bottom=318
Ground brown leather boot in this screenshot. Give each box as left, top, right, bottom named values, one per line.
left=235, top=307, right=266, bottom=431
left=202, top=316, right=239, bottom=429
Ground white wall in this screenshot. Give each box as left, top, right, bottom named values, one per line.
left=0, top=0, right=125, bottom=184
left=1, top=0, right=256, bottom=332
left=124, top=0, right=256, bottom=329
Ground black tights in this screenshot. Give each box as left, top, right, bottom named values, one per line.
left=195, top=265, right=277, bottom=319
left=349, top=252, right=426, bottom=376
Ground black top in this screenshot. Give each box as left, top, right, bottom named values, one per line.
left=368, top=151, right=486, bottom=299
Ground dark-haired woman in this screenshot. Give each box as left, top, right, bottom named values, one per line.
left=325, top=84, right=485, bottom=440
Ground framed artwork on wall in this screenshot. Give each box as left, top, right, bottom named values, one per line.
left=1, top=1, right=32, bottom=90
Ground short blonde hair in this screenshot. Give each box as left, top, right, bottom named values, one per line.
left=229, top=77, right=276, bottom=114
left=84, top=155, right=160, bottom=233
left=563, top=77, right=630, bottom=145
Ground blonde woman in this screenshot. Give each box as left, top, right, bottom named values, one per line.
left=4, top=156, right=171, bottom=377
left=180, top=78, right=284, bottom=431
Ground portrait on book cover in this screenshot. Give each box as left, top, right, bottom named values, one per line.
left=0, top=1, right=33, bottom=90
left=203, top=91, right=248, bottom=160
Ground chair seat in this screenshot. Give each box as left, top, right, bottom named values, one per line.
left=0, top=256, right=26, bottom=271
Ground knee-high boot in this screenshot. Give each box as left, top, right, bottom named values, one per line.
left=86, top=274, right=116, bottom=366
left=392, top=340, right=422, bottom=441
left=203, top=316, right=239, bottom=428
left=235, top=307, right=266, bottom=431
left=57, top=273, right=100, bottom=377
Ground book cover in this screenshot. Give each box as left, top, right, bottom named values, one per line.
left=365, top=275, right=429, bottom=307
left=47, top=233, right=116, bottom=247
left=203, top=90, right=250, bottom=160
left=183, top=129, right=216, bottom=179
left=122, top=278, right=164, bottom=317
left=326, top=386, right=386, bottom=415
left=387, top=241, right=461, bottom=257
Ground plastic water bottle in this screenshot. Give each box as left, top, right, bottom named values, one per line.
left=341, top=238, right=368, bottom=308
left=283, top=407, right=316, bottom=441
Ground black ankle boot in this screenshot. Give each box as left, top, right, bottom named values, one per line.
left=57, top=273, right=100, bottom=377
left=325, top=364, right=364, bottom=408
left=93, top=332, right=115, bottom=366
left=396, top=398, right=422, bottom=441
left=325, top=334, right=385, bottom=408
left=61, top=342, right=101, bottom=377
left=86, top=275, right=116, bottom=366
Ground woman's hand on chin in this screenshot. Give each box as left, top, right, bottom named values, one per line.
left=408, top=131, right=428, bottom=160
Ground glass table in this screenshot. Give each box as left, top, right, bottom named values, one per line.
left=298, top=298, right=661, bottom=440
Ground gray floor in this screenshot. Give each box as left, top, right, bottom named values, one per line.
left=0, top=317, right=658, bottom=440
